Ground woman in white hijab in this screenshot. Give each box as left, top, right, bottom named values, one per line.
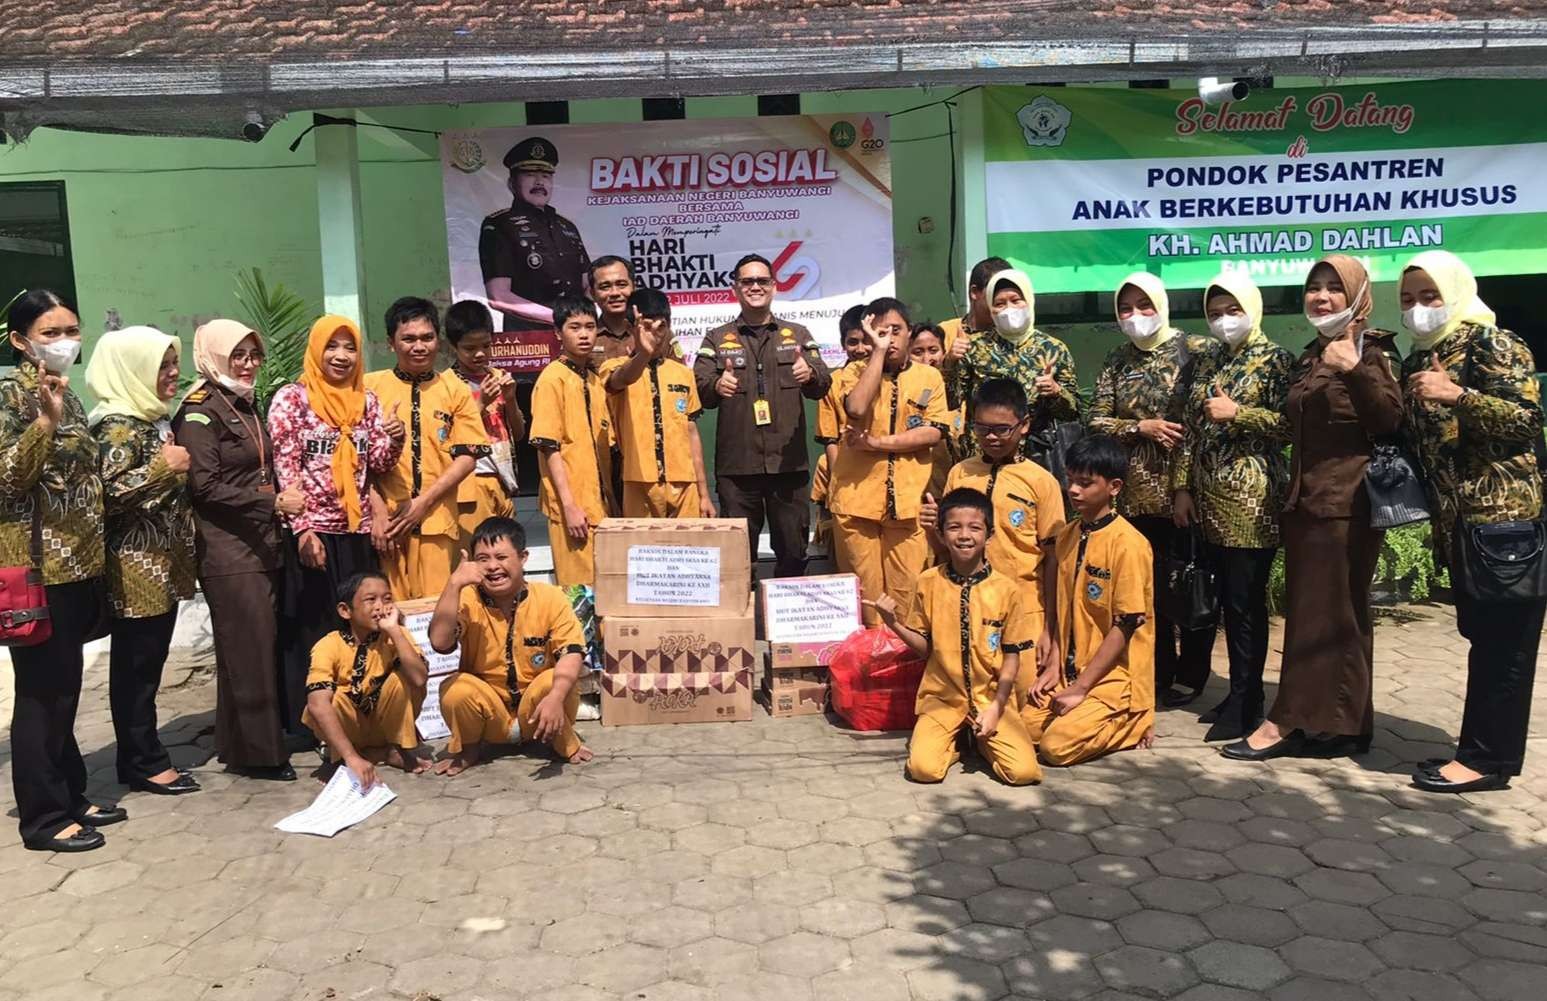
left=1089, top=272, right=1214, bottom=707
left=86, top=327, right=200, bottom=796
left=1399, top=250, right=1544, bottom=794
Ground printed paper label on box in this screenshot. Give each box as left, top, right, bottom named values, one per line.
left=627, top=545, right=722, bottom=606
left=763, top=576, right=862, bottom=643
left=404, top=609, right=459, bottom=741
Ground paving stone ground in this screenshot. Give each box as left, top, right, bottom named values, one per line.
left=2, top=603, right=1545, bottom=1001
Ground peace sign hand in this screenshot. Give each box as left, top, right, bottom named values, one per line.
left=1033, top=362, right=1060, bottom=398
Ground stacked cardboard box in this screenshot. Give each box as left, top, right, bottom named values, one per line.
left=595, top=519, right=755, bottom=726
left=758, top=573, right=863, bottom=718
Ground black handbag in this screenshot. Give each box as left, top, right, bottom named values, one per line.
left=1025, top=420, right=1086, bottom=489
left=1364, top=442, right=1430, bottom=529
left=1157, top=526, right=1220, bottom=630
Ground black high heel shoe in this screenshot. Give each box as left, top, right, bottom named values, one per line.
left=24, top=825, right=105, bottom=853
left=1221, top=729, right=1305, bottom=761
left=126, top=773, right=201, bottom=796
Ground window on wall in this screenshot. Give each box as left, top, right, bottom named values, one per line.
left=0, top=181, right=76, bottom=313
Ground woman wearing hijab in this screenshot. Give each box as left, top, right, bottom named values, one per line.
left=268, top=316, right=404, bottom=742
left=174, top=320, right=305, bottom=780
left=86, top=327, right=200, bottom=795
left=1224, top=256, right=1403, bottom=761
left=1172, top=272, right=1293, bottom=742
left=1089, top=272, right=1214, bottom=707
left=1398, top=251, right=1543, bottom=793
left=2, top=290, right=120, bottom=852
left=952, top=269, right=1079, bottom=453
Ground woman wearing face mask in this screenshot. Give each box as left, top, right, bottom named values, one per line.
left=86, top=328, right=201, bottom=797
left=269, top=316, right=405, bottom=748
left=953, top=269, right=1079, bottom=452
left=174, top=321, right=306, bottom=781
left=0, top=290, right=120, bottom=852
left=1089, top=272, right=1214, bottom=707
left=1223, top=256, right=1402, bottom=762
left=1399, top=251, right=1544, bottom=793
left=1172, top=272, right=1293, bottom=742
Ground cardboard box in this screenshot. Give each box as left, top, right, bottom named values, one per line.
left=762, top=680, right=829, bottom=718
left=595, top=518, right=751, bottom=618
left=764, top=664, right=830, bottom=689
left=760, top=574, right=863, bottom=668
left=599, top=595, right=755, bottom=726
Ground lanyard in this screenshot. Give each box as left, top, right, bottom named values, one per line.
left=216, top=389, right=270, bottom=485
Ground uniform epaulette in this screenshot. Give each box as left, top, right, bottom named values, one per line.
left=185, top=389, right=209, bottom=404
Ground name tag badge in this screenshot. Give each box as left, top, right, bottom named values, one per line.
left=753, top=399, right=773, bottom=426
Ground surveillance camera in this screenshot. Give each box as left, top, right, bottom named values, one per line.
left=241, top=110, right=269, bottom=143
left=1198, top=77, right=1249, bottom=106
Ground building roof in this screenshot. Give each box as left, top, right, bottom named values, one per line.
left=3, top=1, right=1546, bottom=137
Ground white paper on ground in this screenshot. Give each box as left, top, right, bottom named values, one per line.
left=626, top=545, right=721, bottom=606
left=275, top=766, right=397, bottom=837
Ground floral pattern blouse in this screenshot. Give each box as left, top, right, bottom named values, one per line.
left=267, top=383, right=403, bottom=535
left=98, top=415, right=197, bottom=618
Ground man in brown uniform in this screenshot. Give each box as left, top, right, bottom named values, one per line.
left=694, top=254, right=832, bottom=578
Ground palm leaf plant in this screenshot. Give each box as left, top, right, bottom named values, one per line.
left=233, top=269, right=312, bottom=413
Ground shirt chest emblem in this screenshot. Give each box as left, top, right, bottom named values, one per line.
left=988, top=632, right=1001, bottom=651
left=1008, top=508, right=1027, bottom=528
left=675, top=398, right=688, bottom=414
left=1086, top=581, right=1104, bottom=601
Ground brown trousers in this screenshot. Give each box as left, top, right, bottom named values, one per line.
left=204, top=570, right=287, bottom=768
left=1269, top=510, right=1383, bottom=737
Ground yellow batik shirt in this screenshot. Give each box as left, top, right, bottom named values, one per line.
left=1172, top=331, right=1293, bottom=548
left=1048, top=513, right=1155, bottom=715
left=306, top=628, right=422, bottom=715
left=454, top=582, right=587, bottom=709
left=97, top=415, right=197, bottom=619
left=905, top=564, right=1034, bottom=729
left=822, top=361, right=951, bottom=521
left=529, top=359, right=613, bottom=524
left=598, top=355, right=703, bottom=485
left=1402, top=323, right=1545, bottom=566
left=1088, top=336, right=1203, bottom=519
left=364, top=368, right=491, bottom=540
left=943, top=457, right=1065, bottom=614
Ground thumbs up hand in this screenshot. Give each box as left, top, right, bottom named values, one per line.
left=792, top=351, right=813, bottom=385
left=1203, top=382, right=1240, bottom=423
left=383, top=402, right=407, bottom=443
left=1033, top=361, right=1061, bottom=398
left=1408, top=353, right=1463, bottom=405
left=919, top=491, right=939, bottom=533
left=1321, top=327, right=1361, bottom=374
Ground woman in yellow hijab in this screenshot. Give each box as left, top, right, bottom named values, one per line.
left=1399, top=250, right=1545, bottom=794
left=267, top=316, right=405, bottom=748
left=1090, top=272, right=1213, bottom=707
left=1174, top=271, right=1295, bottom=743
left=87, top=326, right=201, bottom=795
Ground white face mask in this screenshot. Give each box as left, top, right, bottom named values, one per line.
left=993, top=305, right=1032, bottom=342
left=216, top=373, right=256, bottom=401
left=1208, top=313, right=1253, bottom=347
left=35, top=338, right=82, bottom=375
left=1307, top=307, right=1355, bottom=338
left=1402, top=303, right=1450, bottom=338
left=1119, top=312, right=1164, bottom=344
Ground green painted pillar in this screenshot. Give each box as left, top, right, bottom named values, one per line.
left=957, top=88, right=988, bottom=301
left=314, top=114, right=369, bottom=337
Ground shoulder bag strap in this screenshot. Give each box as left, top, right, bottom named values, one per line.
left=28, top=488, right=43, bottom=575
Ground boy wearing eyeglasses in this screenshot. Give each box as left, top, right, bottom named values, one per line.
left=822, top=297, right=951, bottom=625
left=922, top=378, right=1065, bottom=701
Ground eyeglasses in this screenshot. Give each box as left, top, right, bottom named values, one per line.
left=972, top=421, right=1021, bottom=438
left=229, top=350, right=266, bottom=365
left=736, top=277, right=774, bottom=289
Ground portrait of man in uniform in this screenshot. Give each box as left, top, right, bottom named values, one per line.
left=479, top=136, right=593, bottom=333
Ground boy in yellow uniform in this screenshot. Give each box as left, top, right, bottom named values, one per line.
left=528, top=295, right=614, bottom=586
left=365, top=297, right=490, bottom=599
left=908, top=322, right=966, bottom=501
left=303, top=572, right=430, bottom=786
left=429, top=518, right=593, bottom=775
left=1026, top=435, right=1156, bottom=766
left=869, top=488, right=1040, bottom=786
left=923, top=378, right=1065, bottom=695
left=823, top=298, right=950, bottom=624
left=812, top=306, right=873, bottom=557
left=599, top=289, right=715, bottom=519
left=445, top=300, right=525, bottom=546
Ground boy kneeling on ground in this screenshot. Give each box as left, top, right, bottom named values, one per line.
left=869, top=487, right=1041, bottom=786
left=429, top=517, right=594, bottom=775
left=1026, top=434, right=1156, bottom=765
left=304, top=572, right=430, bottom=788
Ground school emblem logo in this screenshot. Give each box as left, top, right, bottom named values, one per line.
left=675, top=398, right=688, bottom=413
left=906, top=414, right=923, bottom=429
left=450, top=138, right=486, bottom=173
left=829, top=121, right=857, bottom=149
left=1086, top=581, right=1104, bottom=601
left=1017, top=95, right=1072, bottom=148
left=532, top=653, right=546, bottom=667
left=988, top=632, right=1001, bottom=651
left=1008, top=508, right=1026, bottom=528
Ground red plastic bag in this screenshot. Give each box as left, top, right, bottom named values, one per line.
left=828, top=626, right=926, bottom=732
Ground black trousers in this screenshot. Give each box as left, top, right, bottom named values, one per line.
left=203, top=570, right=287, bottom=768
left=1454, top=589, right=1545, bottom=776
left=109, top=607, right=179, bottom=782
left=717, top=471, right=811, bottom=579
left=280, top=531, right=378, bottom=737
left=10, top=578, right=105, bottom=843
left=1203, top=544, right=1277, bottom=723
left=1132, top=516, right=1215, bottom=693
